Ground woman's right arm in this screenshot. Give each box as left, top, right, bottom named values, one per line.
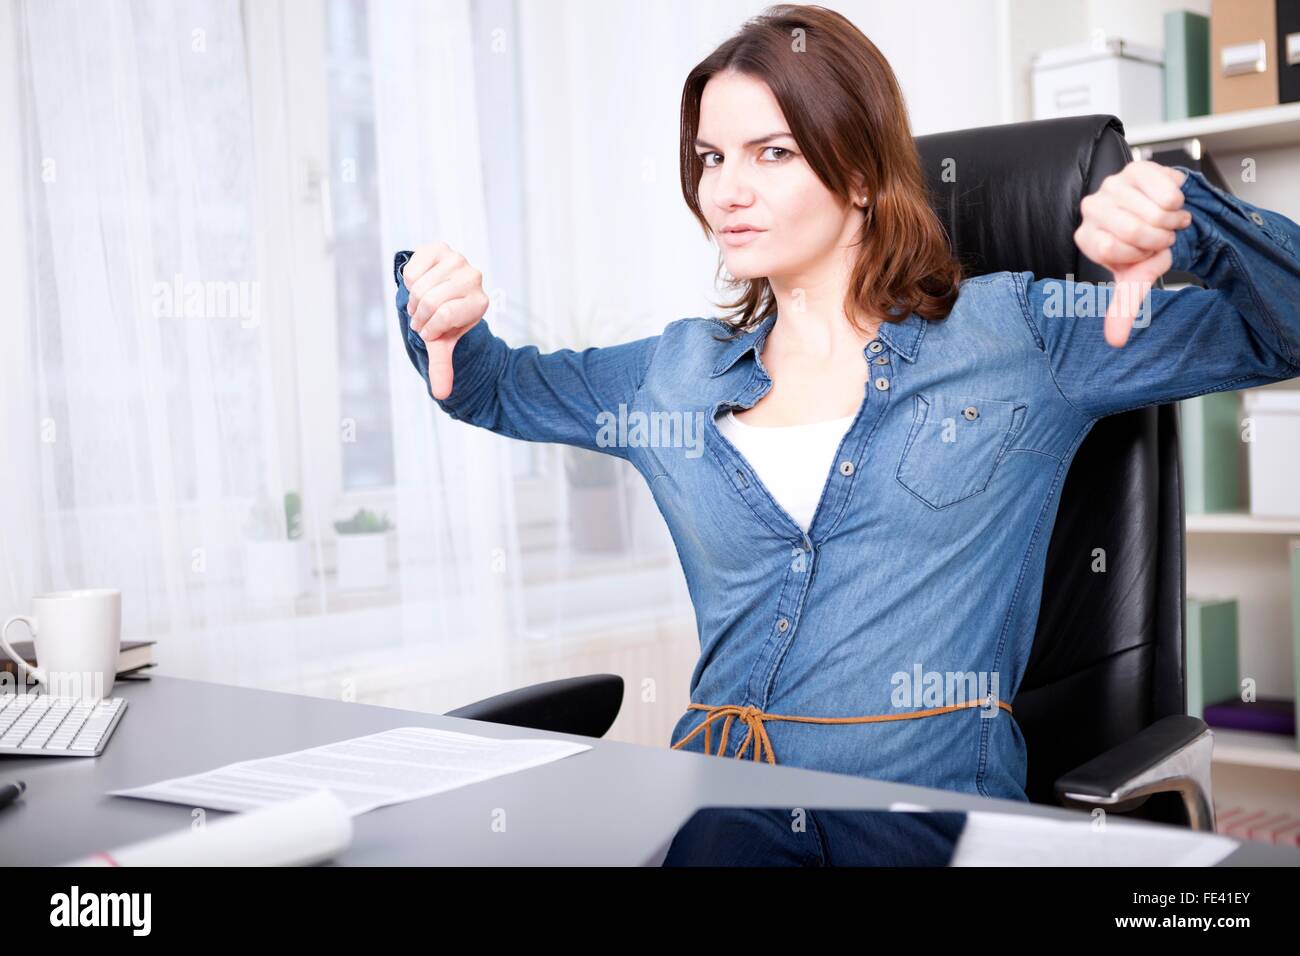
left=394, top=248, right=662, bottom=459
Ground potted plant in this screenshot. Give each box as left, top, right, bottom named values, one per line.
left=334, top=508, right=394, bottom=591
left=243, top=491, right=304, bottom=600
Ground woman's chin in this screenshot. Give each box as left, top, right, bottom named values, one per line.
left=721, top=256, right=768, bottom=282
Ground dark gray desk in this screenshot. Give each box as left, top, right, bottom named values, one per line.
left=1, top=675, right=1295, bottom=865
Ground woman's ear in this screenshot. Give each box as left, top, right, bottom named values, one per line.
left=849, top=176, right=870, bottom=208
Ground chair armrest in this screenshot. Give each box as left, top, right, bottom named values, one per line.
left=444, top=674, right=624, bottom=739
left=1054, top=715, right=1216, bottom=831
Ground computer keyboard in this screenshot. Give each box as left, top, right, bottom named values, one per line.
left=0, top=692, right=127, bottom=756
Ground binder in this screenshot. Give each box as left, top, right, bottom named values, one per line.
left=1165, top=10, right=1211, bottom=119
left=1181, top=391, right=1243, bottom=513
left=1279, top=0, right=1300, bottom=103
left=1186, top=597, right=1240, bottom=719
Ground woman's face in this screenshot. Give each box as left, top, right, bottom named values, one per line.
left=695, top=69, right=861, bottom=284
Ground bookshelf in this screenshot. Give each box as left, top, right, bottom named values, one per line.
left=995, top=0, right=1300, bottom=836
left=1211, top=728, right=1300, bottom=772
left=1125, top=103, right=1300, bottom=800
left=1186, top=513, right=1300, bottom=535
left=1125, top=101, right=1300, bottom=153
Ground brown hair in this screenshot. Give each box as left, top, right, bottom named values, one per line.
left=679, top=3, right=961, bottom=338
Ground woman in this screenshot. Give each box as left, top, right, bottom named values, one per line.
left=394, top=4, right=1300, bottom=805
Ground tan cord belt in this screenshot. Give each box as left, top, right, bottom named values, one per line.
left=670, top=699, right=1014, bottom=765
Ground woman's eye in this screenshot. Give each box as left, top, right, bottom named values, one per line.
left=698, top=146, right=792, bottom=167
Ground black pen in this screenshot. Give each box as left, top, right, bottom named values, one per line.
left=0, top=780, right=27, bottom=811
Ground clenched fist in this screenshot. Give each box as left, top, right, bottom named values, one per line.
left=403, top=242, right=490, bottom=400
left=1073, top=160, right=1191, bottom=348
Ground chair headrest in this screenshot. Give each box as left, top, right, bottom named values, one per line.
left=914, top=113, right=1131, bottom=284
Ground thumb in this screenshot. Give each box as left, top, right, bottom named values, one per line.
left=426, top=331, right=463, bottom=401
left=1103, top=258, right=1162, bottom=348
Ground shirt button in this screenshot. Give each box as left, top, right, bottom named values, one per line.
left=777, top=617, right=790, bottom=632
left=874, top=355, right=890, bottom=365
left=874, top=377, right=890, bottom=391
left=867, top=341, right=884, bottom=354
left=839, top=459, right=854, bottom=476
left=1250, top=211, right=1265, bottom=225
left=963, top=405, right=979, bottom=420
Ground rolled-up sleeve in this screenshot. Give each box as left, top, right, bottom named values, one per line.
left=1016, top=165, right=1300, bottom=421
left=393, top=250, right=662, bottom=458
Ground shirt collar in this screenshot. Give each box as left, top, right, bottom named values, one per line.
left=709, top=307, right=927, bottom=377
left=710, top=311, right=778, bottom=377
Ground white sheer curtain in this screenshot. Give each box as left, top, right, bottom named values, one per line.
left=3, top=0, right=521, bottom=710
left=10, top=0, right=280, bottom=648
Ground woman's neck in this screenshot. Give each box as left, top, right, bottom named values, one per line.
left=766, top=246, right=882, bottom=360
left=764, top=299, right=883, bottom=363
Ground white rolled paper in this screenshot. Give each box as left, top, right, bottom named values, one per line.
left=64, top=789, right=353, bottom=866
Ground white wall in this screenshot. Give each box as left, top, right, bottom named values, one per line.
left=686, top=1, right=1009, bottom=134
left=1086, top=0, right=1213, bottom=47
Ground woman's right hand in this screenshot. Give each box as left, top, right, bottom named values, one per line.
left=402, top=242, right=490, bottom=400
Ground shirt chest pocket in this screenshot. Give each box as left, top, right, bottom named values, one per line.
left=894, top=392, right=1028, bottom=510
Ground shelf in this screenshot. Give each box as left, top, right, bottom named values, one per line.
left=1210, top=727, right=1300, bottom=772
left=1186, top=512, right=1300, bottom=535
left=1125, top=101, right=1300, bottom=153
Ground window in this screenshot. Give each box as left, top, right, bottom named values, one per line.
left=326, top=0, right=395, bottom=491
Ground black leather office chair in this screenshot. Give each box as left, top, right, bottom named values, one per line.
left=446, top=674, right=625, bottom=739
left=914, top=114, right=1210, bottom=831
left=449, top=114, right=1215, bottom=832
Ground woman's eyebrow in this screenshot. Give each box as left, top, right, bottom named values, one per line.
left=693, top=131, right=794, bottom=150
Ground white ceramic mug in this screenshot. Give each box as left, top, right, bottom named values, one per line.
left=1, top=588, right=121, bottom=698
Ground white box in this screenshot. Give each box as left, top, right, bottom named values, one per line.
left=1031, top=36, right=1164, bottom=126
left=1243, top=390, right=1300, bottom=517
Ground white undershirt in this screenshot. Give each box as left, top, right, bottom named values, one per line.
left=715, top=409, right=856, bottom=532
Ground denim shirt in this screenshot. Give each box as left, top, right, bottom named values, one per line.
left=393, top=166, right=1300, bottom=801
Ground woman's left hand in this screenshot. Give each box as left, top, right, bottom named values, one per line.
left=1073, top=160, right=1191, bottom=347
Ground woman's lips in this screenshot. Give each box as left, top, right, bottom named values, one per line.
left=721, top=228, right=766, bottom=247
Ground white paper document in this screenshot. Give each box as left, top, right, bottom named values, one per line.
left=889, top=801, right=1239, bottom=866
left=109, top=726, right=592, bottom=816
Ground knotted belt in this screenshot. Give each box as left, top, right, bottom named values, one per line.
left=670, top=698, right=1014, bottom=765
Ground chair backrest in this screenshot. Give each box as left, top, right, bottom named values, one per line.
left=913, top=115, right=1188, bottom=806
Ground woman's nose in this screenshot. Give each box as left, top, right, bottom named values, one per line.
left=712, top=160, right=755, bottom=211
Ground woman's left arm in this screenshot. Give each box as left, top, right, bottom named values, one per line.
left=1016, top=162, right=1300, bottom=421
